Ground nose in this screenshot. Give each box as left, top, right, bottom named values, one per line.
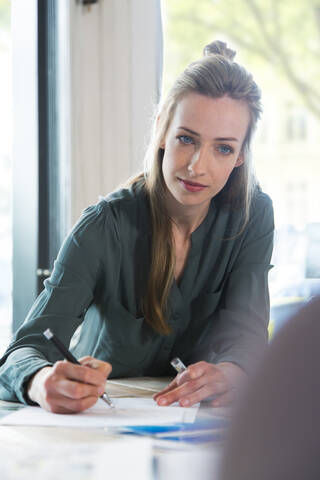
left=188, top=145, right=210, bottom=176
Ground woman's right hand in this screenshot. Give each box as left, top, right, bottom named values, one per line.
left=27, top=356, right=112, bottom=414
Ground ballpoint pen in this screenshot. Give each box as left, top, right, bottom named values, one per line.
left=170, top=357, right=187, bottom=374
left=43, top=328, right=114, bottom=408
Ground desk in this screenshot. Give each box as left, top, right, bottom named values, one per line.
left=0, top=378, right=226, bottom=480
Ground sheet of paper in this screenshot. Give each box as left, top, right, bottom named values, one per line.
left=0, top=397, right=198, bottom=428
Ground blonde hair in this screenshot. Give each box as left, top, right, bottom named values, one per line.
left=130, top=40, right=262, bottom=335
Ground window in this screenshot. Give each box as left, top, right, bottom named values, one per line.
left=0, top=1, right=12, bottom=354
left=161, top=0, right=320, bottom=335
left=286, top=105, right=308, bottom=141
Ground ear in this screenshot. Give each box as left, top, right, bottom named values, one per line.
left=235, top=153, right=244, bottom=167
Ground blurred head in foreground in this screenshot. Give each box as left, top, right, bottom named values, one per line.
left=220, top=296, right=320, bottom=480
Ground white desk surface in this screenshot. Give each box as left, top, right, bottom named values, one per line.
left=0, top=378, right=226, bottom=480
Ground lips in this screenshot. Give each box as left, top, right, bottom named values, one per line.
left=178, top=178, right=208, bottom=192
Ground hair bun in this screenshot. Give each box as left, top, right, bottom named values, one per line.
left=203, top=40, right=236, bottom=61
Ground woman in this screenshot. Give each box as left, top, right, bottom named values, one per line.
left=0, top=41, right=274, bottom=413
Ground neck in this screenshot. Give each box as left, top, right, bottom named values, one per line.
left=165, top=193, right=210, bottom=237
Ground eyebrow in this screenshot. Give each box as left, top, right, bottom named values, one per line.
left=178, top=126, right=239, bottom=142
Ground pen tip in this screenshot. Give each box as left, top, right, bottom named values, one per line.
left=101, top=392, right=114, bottom=408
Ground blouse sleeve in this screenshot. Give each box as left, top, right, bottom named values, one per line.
left=0, top=200, right=118, bottom=404
left=210, top=193, right=274, bottom=373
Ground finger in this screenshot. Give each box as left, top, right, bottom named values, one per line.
left=157, top=375, right=228, bottom=406
left=178, top=382, right=229, bottom=407
left=174, top=369, right=193, bottom=386
left=176, top=361, right=222, bottom=385
left=79, top=356, right=112, bottom=379
left=153, top=377, right=178, bottom=400
left=44, top=393, right=99, bottom=414
left=155, top=364, right=207, bottom=400
left=156, top=363, right=228, bottom=406
left=53, top=361, right=106, bottom=388
left=51, top=377, right=104, bottom=400
left=156, top=374, right=206, bottom=405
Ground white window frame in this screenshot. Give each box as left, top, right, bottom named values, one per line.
left=12, top=0, right=39, bottom=331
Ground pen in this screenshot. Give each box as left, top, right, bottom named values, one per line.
left=171, top=356, right=223, bottom=404
left=43, top=328, right=114, bottom=408
left=170, top=357, right=187, bottom=374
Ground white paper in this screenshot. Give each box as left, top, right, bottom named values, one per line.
left=0, top=397, right=198, bottom=428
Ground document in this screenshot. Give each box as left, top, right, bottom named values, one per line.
left=0, top=397, right=198, bottom=428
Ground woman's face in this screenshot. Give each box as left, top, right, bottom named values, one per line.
left=161, top=93, right=250, bottom=212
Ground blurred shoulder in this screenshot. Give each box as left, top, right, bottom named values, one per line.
left=250, top=188, right=274, bottom=224
left=251, top=188, right=273, bottom=213
left=102, top=178, right=148, bottom=212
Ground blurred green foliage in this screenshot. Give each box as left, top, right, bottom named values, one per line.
left=0, top=0, right=10, bottom=29
left=162, top=0, right=320, bottom=117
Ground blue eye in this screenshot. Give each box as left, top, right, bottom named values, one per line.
left=218, top=144, right=233, bottom=155
left=178, top=135, right=194, bottom=145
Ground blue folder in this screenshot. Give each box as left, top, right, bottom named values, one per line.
left=115, top=417, right=228, bottom=444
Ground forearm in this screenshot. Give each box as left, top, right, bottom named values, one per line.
left=210, top=267, right=271, bottom=373
left=212, top=330, right=268, bottom=374
left=0, top=347, right=52, bottom=404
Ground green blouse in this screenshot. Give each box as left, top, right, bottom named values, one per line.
left=0, top=183, right=274, bottom=404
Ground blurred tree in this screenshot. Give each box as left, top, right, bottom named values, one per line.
left=0, top=0, right=9, bottom=28
left=163, top=0, right=320, bottom=118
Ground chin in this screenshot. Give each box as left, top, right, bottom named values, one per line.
left=176, top=193, right=211, bottom=208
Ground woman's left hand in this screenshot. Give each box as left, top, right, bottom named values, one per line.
left=153, top=361, right=246, bottom=408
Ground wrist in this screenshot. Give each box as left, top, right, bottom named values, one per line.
left=27, top=366, right=52, bottom=404
left=217, top=362, right=247, bottom=388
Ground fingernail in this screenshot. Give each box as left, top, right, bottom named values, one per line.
left=181, top=399, right=189, bottom=407
left=99, top=387, right=105, bottom=395
left=158, top=398, right=168, bottom=406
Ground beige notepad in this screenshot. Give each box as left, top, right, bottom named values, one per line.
left=107, top=376, right=172, bottom=398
